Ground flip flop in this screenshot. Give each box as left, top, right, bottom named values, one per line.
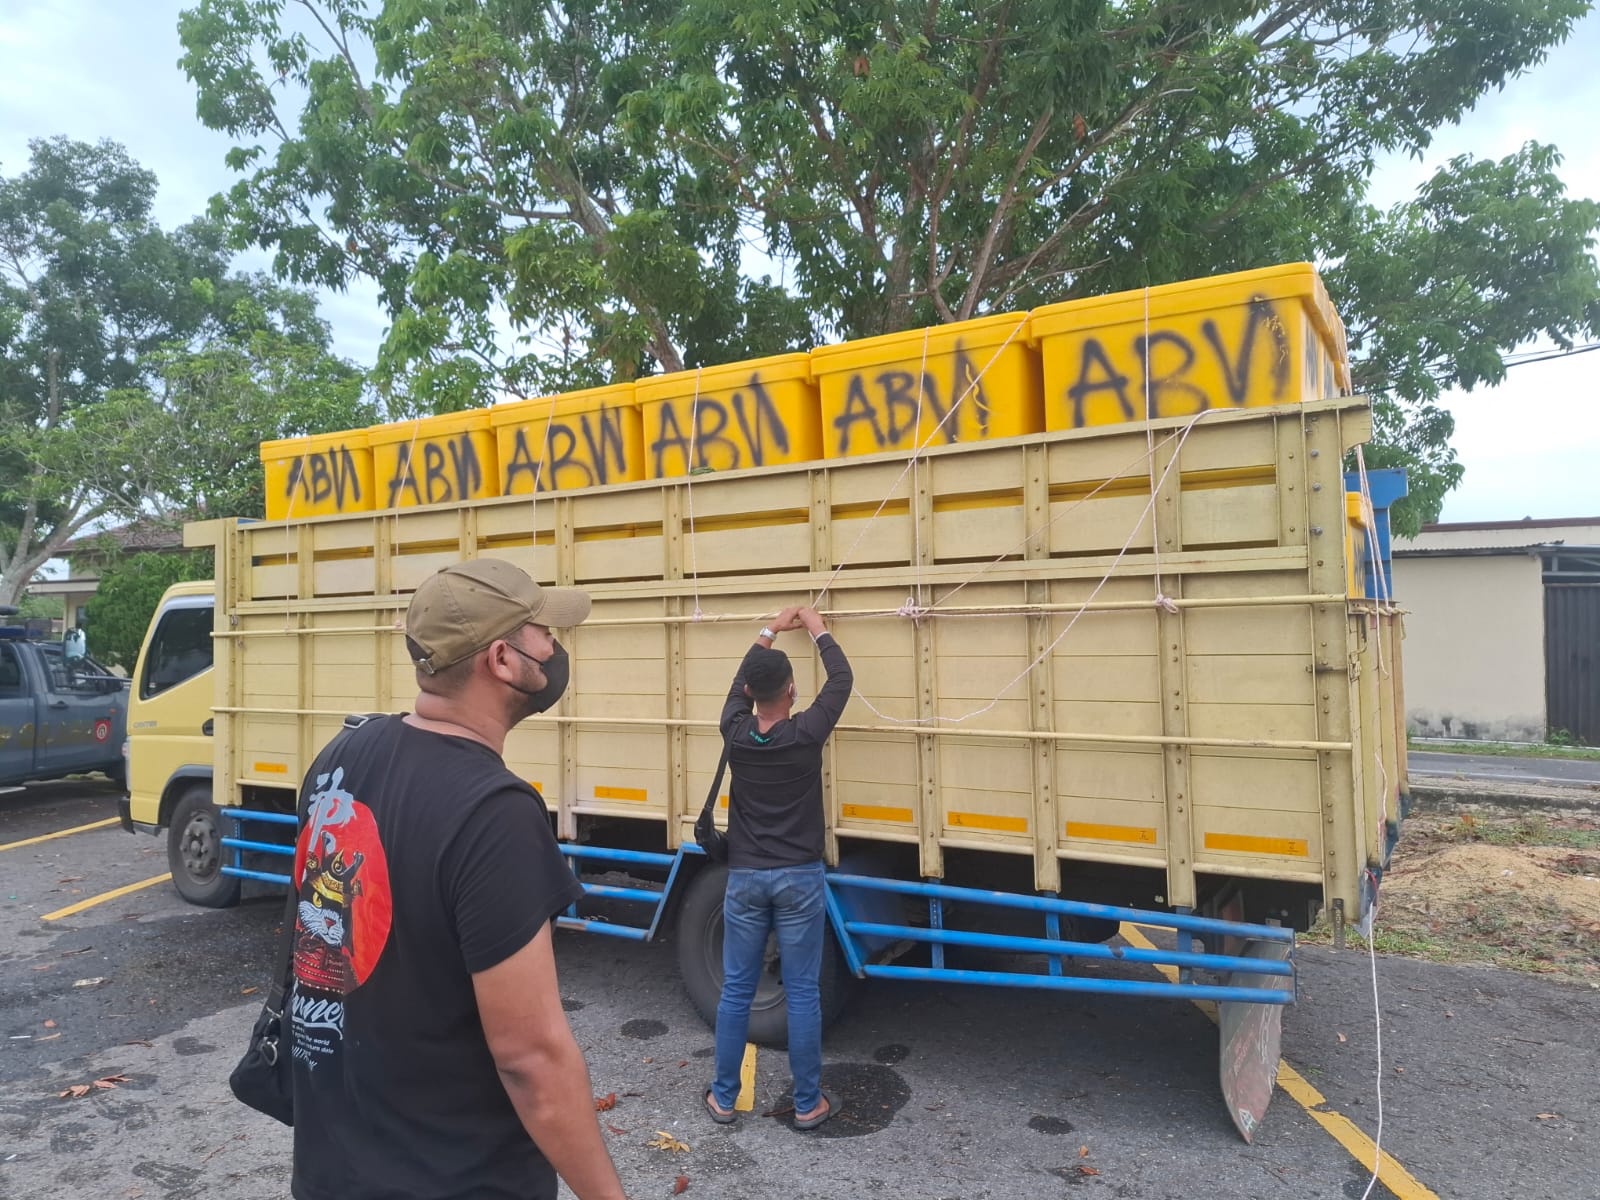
left=793, top=1090, right=838, bottom=1131
left=704, top=1089, right=736, bottom=1125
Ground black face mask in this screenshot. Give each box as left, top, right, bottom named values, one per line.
left=504, top=638, right=569, bottom=713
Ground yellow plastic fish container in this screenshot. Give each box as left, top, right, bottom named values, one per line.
left=810, top=313, right=1041, bottom=459
left=636, top=354, right=820, bottom=480
left=365, top=410, right=499, bottom=510
left=489, top=384, right=643, bottom=494
left=260, top=430, right=375, bottom=520
left=1029, top=263, right=1353, bottom=431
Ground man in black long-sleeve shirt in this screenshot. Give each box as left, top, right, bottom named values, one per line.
left=704, top=605, right=852, bottom=1131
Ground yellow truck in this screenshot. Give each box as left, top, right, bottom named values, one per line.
left=123, top=265, right=1407, bottom=1138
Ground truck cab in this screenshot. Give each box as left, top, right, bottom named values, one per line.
left=122, top=582, right=227, bottom=902
left=0, top=609, right=130, bottom=789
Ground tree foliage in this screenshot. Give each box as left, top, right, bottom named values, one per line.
left=179, top=0, right=1600, bottom=529
left=82, top=549, right=213, bottom=671
left=0, top=137, right=375, bottom=603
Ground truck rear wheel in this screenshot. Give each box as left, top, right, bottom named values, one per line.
left=167, top=785, right=241, bottom=908
left=674, top=863, right=852, bottom=1048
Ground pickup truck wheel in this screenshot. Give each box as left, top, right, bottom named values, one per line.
left=167, top=786, right=241, bottom=908
left=674, top=863, right=852, bottom=1048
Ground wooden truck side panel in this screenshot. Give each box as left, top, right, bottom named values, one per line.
left=188, top=395, right=1404, bottom=929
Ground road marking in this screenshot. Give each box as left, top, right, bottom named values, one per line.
left=41, top=873, right=172, bottom=922
left=1119, top=922, right=1438, bottom=1200
left=0, top=817, right=119, bottom=853
left=736, top=1042, right=757, bottom=1112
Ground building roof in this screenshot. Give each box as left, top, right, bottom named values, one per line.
left=60, top=518, right=186, bottom=555
left=1397, top=516, right=1600, bottom=556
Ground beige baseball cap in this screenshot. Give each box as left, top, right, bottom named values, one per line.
left=405, top=559, right=591, bottom=674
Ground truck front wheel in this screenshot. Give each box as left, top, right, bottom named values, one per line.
left=167, top=785, right=242, bottom=908
left=674, top=862, right=852, bottom=1048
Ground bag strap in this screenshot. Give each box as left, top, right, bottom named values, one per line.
left=698, top=724, right=735, bottom=821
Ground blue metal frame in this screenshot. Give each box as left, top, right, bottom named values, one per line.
left=219, top=806, right=295, bottom=886
left=213, top=810, right=1293, bottom=1004
left=824, top=872, right=1294, bottom=1005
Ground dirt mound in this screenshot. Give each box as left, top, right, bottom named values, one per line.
left=1384, top=842, right=1600, bottom=926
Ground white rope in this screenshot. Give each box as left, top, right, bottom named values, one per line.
left=813, top=315, right=1031, bottom=609
left=848, top=406, right=1225, bottom=726
left=685, top=366, right=705, bottom=621
left=1142, top=285, right=1179, bottom=614
left=909, top=326, right=932, bottom=616
left=1350, top=441, right=1394, bottom=1200
left=933, top=432, right=1190, bottom=612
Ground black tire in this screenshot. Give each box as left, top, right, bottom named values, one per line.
left=674, top=862, right=853, bottom=1048
left=167, top=784, right=242, bottom=908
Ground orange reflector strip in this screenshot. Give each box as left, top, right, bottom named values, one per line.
left=841, top=803, right=913, bottom=823
left=252, top=762, right=288, bottom=775
left=718, top=794, right=729, bottom=809
left=1066, top=821, right=1159, bottom=845
left=947, top=811, right=1028, bottom=833
left=594, top=785, right=648, bottom=803
left=1204, top=832, right=1310, bottom=857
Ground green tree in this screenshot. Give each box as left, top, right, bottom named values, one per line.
left=82, top=549, right=213, bottom=671
left=0, top=137, right=376, bottom=603
left=179, top=0, right=1600, bottom=528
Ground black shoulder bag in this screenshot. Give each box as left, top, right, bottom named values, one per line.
left=228, top=713, right=383, bottom=1125
left=693, top=731, right=733, bottom=863
left=228, top=883, right=299, bottom=1125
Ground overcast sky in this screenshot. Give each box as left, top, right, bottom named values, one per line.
left=2, top=0, right=1596, bottom=524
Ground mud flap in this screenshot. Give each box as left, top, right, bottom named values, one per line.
left=1217, top=938, right=1293, bottom=1143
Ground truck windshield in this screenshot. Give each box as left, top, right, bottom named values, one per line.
left=141, top=607, right=215, bottom=699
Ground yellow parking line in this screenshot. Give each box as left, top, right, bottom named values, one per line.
left=736, top=1042, right=757, bottom=1112
left=1120, top=922, right=1438, bottom=1200
left=0, top=817, right=119, bottom=853
left=41, top=873, right=172, bottom=922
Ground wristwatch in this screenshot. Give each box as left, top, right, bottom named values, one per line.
left=759, top=627, right=777, bottom=641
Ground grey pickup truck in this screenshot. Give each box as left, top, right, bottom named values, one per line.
left=0, top=609, right=130, bottom=789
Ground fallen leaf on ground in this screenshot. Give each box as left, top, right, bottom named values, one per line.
left=61, top=947, right=94, bottom=957
left=31, top=965, right=52, bottom=972
left=673, top=1176, right=689, bottom=1194
left=43, top=1019, right=56, bottom=1028
left=240, top=987, right=258, bottom=995
left=647, top=1131, right=690, bottom=1154
left=1537, top=1113, right=1560, bottom=1120
left=37, top=1033, right=60, bottom=1042
left=57, top=877, right=82, bottom=884
left=677, top=1060, right=688, bottom=1068
left=72, top=978, right=106, bottom=988
left=59, top=1085, right=92, bottom=1099
left=605, top=1123, right=629, bottom=1135
left=1078, top=1166, right=1100, bottom=1177
left=1078, top=1146, right=1089, bottom=1158
left=124, top=1039, right=152, bottom=1048
left=762, top=1104, right=795, bottom=1118
left=1336, top=1032, right=1347, bottom=1043
left=93, top=1075, right=129, bottom=1090
left=595, top=1092, right=617, bottom=1111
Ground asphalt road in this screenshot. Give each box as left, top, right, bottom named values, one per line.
left=2, top=780, right=1597, bottom=1199
left=1409, top=751, right=1600, bottom=788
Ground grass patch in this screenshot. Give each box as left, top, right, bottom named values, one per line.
left=1440, top=813, right=1600, bottom=851
left=1408, top=738, right=1600, bottom=762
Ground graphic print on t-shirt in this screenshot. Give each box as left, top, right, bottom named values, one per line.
left=290, top=762, right=392, bottom=1069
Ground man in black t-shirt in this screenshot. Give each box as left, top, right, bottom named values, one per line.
left=706, top=605, right=852, bottom=1131
left=287, top=558, right=627, bottom=1200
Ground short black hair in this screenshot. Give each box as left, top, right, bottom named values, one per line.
left=744, top=647, right=794, bottom=703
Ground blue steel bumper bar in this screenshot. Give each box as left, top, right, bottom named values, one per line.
left=556, top=843, right=684, bottom=942
left=825, top=873, right=1295, bottom=1005
left=219, top=806, right=296, bottom=886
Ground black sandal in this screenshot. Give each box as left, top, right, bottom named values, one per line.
left=704, top=1089, right=737, bottom=1125
left=794, top=1090, right=838, bottom=1131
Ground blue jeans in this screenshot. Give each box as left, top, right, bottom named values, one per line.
left=711, top=862, right=827, bottom=1115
